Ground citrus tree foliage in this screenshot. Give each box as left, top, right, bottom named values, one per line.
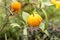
left=0, top=0, right=60, bottom=40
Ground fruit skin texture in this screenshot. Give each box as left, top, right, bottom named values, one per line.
left=11, top=1, right=21, bottom=12
left=28, top=14, right=42, bottom=27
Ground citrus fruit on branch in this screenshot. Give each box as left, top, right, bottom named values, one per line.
left=11, top=1, right=22, bottom=12
left=28, top=13, right=42, bottom=27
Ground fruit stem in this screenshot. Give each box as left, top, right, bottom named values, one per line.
left=32, top=8, right=37, bottom=16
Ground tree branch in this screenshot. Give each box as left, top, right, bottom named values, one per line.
left=0, top=0, right=9, bottom=32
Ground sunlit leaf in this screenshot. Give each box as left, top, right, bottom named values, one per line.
left=22, top=12, right=29, bottom=22
left=39, top=22, right=45, bottom=31
left=23, top=27, right=27, bottom=35
left=39, top=22, right=49, bottom=36
left=10, top=23, right=20, bottom=28
left=44, top=30, right=49, bottom=36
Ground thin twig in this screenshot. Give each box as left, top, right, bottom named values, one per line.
left=0, top=5, right=13, bottom=15
left=0, top=1, right=14, bottom=32
left=0, top=0, right=9, bottom=32
left=0, top=20, right=8, bottom=32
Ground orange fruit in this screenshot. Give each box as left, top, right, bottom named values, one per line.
left=27, top=13, right=42, bottom=27
left=11, top=1, right=21, bottom=12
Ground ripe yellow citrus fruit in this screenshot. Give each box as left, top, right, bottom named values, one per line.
left=28, top=13, right=42, bottom=27
left=11, top=1, right=21, bottom=12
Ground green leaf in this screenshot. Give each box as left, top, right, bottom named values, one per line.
left=22, top=12, right=30, bottom=23
left=10, top=23, right=20, bottom=28
left=41, top=0, right=53, bottom=8
left=44, top=30, right=49, bottom=36
left=39, top=22, right=49, bottom=36
left=23, top=27, right=27, bottom=35
left=39, top=22, right=45, bottom=31
left=42, top=1, right=53, bottom=6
